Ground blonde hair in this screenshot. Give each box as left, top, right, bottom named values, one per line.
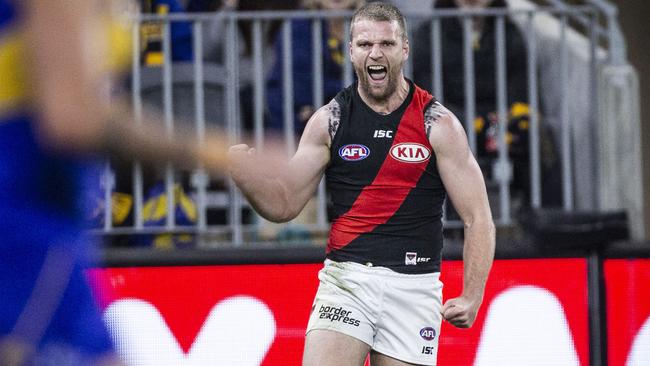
left=350, top=2, right=407, bottom=41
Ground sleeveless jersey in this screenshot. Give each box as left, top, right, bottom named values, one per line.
left=326, top=80, right=447, bottom=274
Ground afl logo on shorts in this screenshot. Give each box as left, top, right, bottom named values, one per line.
left=390, top=143, right=431, bottom=163
left=420, top=327, right=437, bottom=341
left=339, top=144, right=370, bottom=161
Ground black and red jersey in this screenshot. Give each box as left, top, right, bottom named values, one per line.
left=325, top=80, right=446, bottom=274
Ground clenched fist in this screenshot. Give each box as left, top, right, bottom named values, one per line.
left=441, top=296, right=482, bottom=328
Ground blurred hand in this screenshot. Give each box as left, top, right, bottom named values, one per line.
left=441, top=296, right=481, bottom=328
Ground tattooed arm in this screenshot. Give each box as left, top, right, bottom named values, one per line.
left=228, top=100, right=338, bottom=222
left=424, top=100, right=445, bottom=139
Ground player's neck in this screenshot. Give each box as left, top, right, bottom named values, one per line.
left=358, top=75, right=410, bottom=115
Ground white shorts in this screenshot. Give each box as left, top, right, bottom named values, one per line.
left=306, top=259, right=443, bottom=365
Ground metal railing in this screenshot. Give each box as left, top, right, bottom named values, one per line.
left=94, top=1, right=642, bottom=246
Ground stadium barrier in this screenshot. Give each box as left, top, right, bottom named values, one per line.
left=92, top=2, right=645, bottom=246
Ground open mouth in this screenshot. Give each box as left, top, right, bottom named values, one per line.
left=367, top=65, right=387, bottom=81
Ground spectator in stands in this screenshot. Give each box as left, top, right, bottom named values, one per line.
left=188, top=0, right=297, bottom=62
left=412, top=0, right=561, bottom=207
left=140, top=0, right=194, bottom=63
left=237, top=0, right=303, bottom=132
left=386, top=0, right=433, bottom=29
left=266, top=0, right=365, bottom=136
left=105, top=0, right=295, bottom=246
left=188, top=0, right=299, bottom=133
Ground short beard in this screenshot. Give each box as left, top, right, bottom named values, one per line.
left=356, top=66, right=399, bottom=103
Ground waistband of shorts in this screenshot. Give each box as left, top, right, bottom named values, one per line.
left=324, top=259, right=440, bottom=280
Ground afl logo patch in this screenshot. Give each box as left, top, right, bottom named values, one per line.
left=420, top=327, right=437, bottom=341
left=390, top=143, right=431, bottom=163
left=339, top=144, right=370, bottom=161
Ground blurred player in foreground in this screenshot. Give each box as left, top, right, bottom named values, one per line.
left=0, top=0, right=253, bottom=364
left=229, top=2, right=495, bottom=365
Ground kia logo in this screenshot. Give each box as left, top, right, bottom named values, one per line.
left=390, top=143, right=431, bottom=163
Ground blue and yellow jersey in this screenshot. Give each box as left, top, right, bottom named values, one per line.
left=0, top=0, right=132, bottom=220
left=0, top=0, right=88, bottom=223
left=0, top=0, right=29, bottom=114
left=0, top=1, right=116, bottom=357
left=0, top=0, right=131, bottom=116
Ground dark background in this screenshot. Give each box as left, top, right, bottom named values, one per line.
left=610, top=0, right=649, bottom=238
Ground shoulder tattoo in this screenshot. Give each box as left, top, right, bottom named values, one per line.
left=424, top=101, right=446, bottom=139
left=326, top=100, right=341, bottom=141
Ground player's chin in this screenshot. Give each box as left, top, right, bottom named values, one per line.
left=369, top=88, right=389, bottom=100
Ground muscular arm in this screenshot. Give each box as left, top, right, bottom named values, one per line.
left=228, top=102, right=334, bottom=222
left=428, top=102, right=496, bottom=328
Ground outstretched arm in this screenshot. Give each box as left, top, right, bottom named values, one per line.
left=428, top=102, right=496, bottom=328
left=25, top=0, right=230, bottom=175
left=228, top=102, right=333, bottom=222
